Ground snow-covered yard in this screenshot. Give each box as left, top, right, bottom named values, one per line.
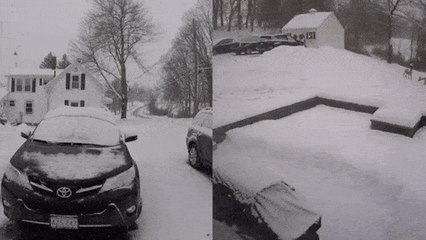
left=0, top=116, right=212, bottom=240
left=213, top=46, right=426, bottom=129
left=213, top=46, right=426, bottom=239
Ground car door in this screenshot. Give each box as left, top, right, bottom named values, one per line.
left=198, top=112, right=212, bottom=166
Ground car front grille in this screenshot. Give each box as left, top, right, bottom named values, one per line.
left=28, top=175, right=105, bottom=200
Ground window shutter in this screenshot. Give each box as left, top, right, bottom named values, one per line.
left=81, top=73, right=86, bottom=90
left=64, top=100, right=69, bottom=106
left=80, top=100, right=85, bottom=107
left=11, top=78, right=15, bottom=92
left=66, top=73, right=71, bottom=89
left=32, top=78, right=36, bottom=93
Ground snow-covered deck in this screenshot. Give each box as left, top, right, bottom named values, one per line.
left=215, top=105, right=426, bottom=239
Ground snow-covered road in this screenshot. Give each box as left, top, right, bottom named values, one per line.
left=0, top=116, right=212, bottom=240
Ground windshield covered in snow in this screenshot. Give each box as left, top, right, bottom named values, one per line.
left=32, top=116, right=120, bottom=146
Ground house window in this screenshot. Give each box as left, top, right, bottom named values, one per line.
left=25, top=101, right=33, bottom=114
left=24, top=79, right=31, bottom=92
left=64, top=100, right=69, bottom=106
left=306, top=32, right=316, bottom=40
left=70, top=101, right=79, bottom=107
left=72, top=75, right=79, bottom=89
left=9, top=100, right=15, bottom=107
left=39, top=78, right=43, bottom=86
left=16, top=79, right=23, bottom=92
left=80, top=100, right=85, bottom=107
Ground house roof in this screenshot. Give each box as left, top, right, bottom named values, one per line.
left=282, top=10, right=333, bottom=31
left=44, top=62, right=106, bottom=94
left=6, top=68, right=61, bottom=76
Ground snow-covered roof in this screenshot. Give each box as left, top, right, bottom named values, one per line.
left=282, top=10, right=333, bottom=30
left=45, top=106, right=116, bottom=124
left=6, top=68, right=60, bottom=76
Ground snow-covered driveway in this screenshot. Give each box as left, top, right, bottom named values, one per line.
left=0, top=117, right=212, bottom=240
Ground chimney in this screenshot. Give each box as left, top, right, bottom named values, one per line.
left=309, top=8, right=317, bottom=14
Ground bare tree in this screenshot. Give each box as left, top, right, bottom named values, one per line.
left=162, top=0, right=212, bottom=117
left=71, top=0, right=155, bottom=118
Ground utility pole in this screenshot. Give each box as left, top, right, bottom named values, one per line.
left=192, top=18, right=199, bottom=116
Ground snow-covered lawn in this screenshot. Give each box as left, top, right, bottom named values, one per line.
left=213, top=46, right=426, bottom=128
left=0, top=117, right=212, bottom=240
left=215, top=105, right=426, bottom=240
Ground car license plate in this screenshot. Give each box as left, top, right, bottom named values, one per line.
left=50, top=215, right=78, bottom=229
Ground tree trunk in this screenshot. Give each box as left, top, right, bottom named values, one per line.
left=245, top=0, right=252, bottom=28
left=387, top=14, right=393, bottom=63
left=213, top=0, right=218, bottom=30
left=251, top=0, right=256, bottom=32
left=237, top=0, right=242, bottom=30
left=228, top=1, right=235, bottom=32
left=120, top=63, right=128, bottom=119
left=193, top=19, right=199, bottom=116
left=220, top=0, right=224, bottom=27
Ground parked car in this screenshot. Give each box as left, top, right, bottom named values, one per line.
left=260, top=34, right=300, bottom=46
left=186, top=108, right=212, bottom=169
left=213, top=38, right=239, bottom=55
left=1, top=107, right=141, bottom=236
left=234, top=37, right=275, bottom=55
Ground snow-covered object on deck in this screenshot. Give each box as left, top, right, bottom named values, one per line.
left=213, top=161, right=320, bottom=240
left=281, top=9, right=344, bottom=49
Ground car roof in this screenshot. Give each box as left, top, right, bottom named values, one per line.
left=44, top=106, right=117, bottom=124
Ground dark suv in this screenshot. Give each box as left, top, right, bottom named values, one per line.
left=1, top=107, right=141, bottom=236
left=186, top=108, right=212, bottom=169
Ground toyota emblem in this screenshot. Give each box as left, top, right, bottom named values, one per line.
left=56, top=187, right=72, bottom=198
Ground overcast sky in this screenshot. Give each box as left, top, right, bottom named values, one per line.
left=0, top=0, right=197, bottom=87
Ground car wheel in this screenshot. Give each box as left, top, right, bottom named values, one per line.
left=188, top=144, right=202, bottom=169
left=246, top=48, right=252, bottom=54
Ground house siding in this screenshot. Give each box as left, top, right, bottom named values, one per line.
left=282, top=12, right=344, bottom=49
left=317, top=14, right=345, bottom=49
left=48, top=68, right=104, bottom=112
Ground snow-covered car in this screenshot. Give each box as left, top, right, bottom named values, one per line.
left=1, top=107, right=141, bottom=236
left=213, top=38, right=239, bottom=55
left=260, top=34, right=300, bottom=47
left=186, top=108, right=212, bottom=169
left=234, top=37, right=275, bottom=55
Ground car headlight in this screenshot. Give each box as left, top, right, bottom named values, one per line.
left=3, top=165, right=32, bottom=189
left=100, top=166, right=136, bottom=193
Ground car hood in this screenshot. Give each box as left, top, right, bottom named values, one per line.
left=11, top=140, right=132, bottom=181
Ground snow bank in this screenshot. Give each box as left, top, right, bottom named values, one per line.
left=213, top=46, right=426, bottom=128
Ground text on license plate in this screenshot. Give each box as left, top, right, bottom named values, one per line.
left=50, top=215, right=78, bottom=229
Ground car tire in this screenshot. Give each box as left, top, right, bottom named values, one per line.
left=246, top=48, right=252, bottom=55
left=188, top=144, right=202, bottom=169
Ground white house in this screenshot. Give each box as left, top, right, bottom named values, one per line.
left=281, top=9, right=344, bottom=49
left=1, top=62, right=107, bottom=124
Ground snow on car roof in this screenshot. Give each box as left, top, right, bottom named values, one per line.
left=282, top=11, right=332, bottom=30
left=44, top=106, right=116, bottom=123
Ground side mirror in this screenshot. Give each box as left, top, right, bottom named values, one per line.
left=125, top=134, right=138, bottom=142
left=21, top=130, right=32, bottom=139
